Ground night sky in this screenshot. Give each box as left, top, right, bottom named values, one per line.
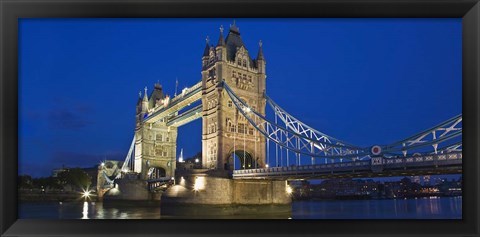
left=19, top=18, right=461, bottom=177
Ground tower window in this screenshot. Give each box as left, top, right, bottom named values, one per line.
left=243, top=59, right=247, bottom=67
left=228, top=100, right=233, bottom=108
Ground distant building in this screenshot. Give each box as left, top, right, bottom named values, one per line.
left=52, top=165, right=101, bottom=191
left=51, top=166, right=67, bottom=177
left=423, top=175, right=431, bottom=186
left=176, top=152, right=202, bottom=170
left=289, top=180, right=311, bottom=199
left=310, top=179, right=380, bottom=199
left=411, top=176, right=421, bottom=184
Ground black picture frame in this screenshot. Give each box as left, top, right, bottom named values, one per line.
left=1, top=0, right=479, bottom=236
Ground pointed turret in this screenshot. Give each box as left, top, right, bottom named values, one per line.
left=202, top=36, right=211, bottom=68
left=256, top=40, right=266, bottom=73
left=143, top=86, right=148, bottom=102
left=137, top=91, right=143, bottom=105
left=217, top=25, right=225, bottom=46
left=257, top=40, right=265, bottom=61
left=136, top=90, right=143, bottom=115
left=141, top=86, right=149, bottom=112
left=216, top=25, right=227, bottom=61
left=203, top=36, right=210, bottom=57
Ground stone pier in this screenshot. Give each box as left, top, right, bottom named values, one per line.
left=162, top=171, right=291, bottom=205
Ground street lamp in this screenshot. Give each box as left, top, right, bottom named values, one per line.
left=82, top=190, right=92, bottom=200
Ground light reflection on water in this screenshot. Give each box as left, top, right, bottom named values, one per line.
left=19, top=196, right=461, bottom=219
left=82, top=202, right=89, bottom=219
left=292, top=196, right=462, bottom=219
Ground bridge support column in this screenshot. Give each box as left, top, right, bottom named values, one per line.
left=162, top=171, right=291, bottom=205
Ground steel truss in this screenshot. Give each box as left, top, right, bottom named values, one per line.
left=224, top=82, right=368, bottom=160
left=265, top=94, right=367, bottom=157
left=223, top=81, right=462, bottom=162
left=381, top=114, right=462, bottom=156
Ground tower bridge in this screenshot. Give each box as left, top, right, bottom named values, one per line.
left=97, top=22, right=462, bottom=204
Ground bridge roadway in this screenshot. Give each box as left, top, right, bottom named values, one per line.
left=166, top=104, right=202, bottom=127
left=144, top=81, right=202, bottom=124
left=232, top=151, right=462, bottom=180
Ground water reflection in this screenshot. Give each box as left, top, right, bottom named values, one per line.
left=82, top=202, right=89, bottom=219
left=19, top=197, right=461, bottom=219
left=292, top=196, right=461, bottom=219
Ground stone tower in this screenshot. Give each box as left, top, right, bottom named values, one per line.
left=134, top=82, right=177, bottom=179
left=201, top=22, right=267, bottom=171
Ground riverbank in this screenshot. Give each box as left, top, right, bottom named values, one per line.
left=19, top=191, right=99, bottom=202
left=294, top=194, right=462, bottom=201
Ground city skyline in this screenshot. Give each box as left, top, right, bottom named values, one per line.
left=19, top=18, right=461, bottom=177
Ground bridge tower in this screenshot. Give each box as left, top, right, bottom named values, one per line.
left=134, top=82, right=177, bottom=179
left=201, top=22, right=267, bottom=171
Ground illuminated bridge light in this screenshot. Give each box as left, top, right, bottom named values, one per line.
left=286, top=185, right=293, bottom=194
left=194, top=176, right=205, bottom=191
left=82, top=190, right=92, bottom=199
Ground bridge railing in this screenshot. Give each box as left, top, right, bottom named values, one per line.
left=232, top=151, right=462, bottom=178
left=169, top=81, right=202, bottom=104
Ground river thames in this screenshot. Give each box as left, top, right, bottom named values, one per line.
left=19, top=196, right=461, bottom=219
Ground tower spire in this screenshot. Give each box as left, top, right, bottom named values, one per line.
left=203, top=35, right=210, bottom=57
left=143, top=86, right=148, bottom=102
left=257, top=40, right=265, bottom=60
left=229, top=19, right=240, bottom=34
left=217, top=25, right=225, bottom=46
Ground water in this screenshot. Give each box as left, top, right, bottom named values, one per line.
left=292, top=197, right=462, bottom=219
left=19, top=196, right=462, bottom=219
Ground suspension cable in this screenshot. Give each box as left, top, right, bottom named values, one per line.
left=234, top=108, right=237, bottom=170
left=275, top=114, right=278, bottom=167
left=255, top=115, right=258, bottom=168
left=243, top=120, right=246, bottom=169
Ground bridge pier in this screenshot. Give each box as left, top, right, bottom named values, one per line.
left=162, top=170, right=291, bottom=205
left=102, top=178, right=151, bottom=201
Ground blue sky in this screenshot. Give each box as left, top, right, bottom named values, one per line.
left=18, top=18, right=461, bottom=177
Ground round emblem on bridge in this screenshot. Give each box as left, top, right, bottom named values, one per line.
left=371, top=145, right=382, bottom=156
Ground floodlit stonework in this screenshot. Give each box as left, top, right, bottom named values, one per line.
left=134, top=22, right=268, bottom=178
left=135, top=83, right=177, bottom=180
left=201, top=23, right=267, bottom=171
